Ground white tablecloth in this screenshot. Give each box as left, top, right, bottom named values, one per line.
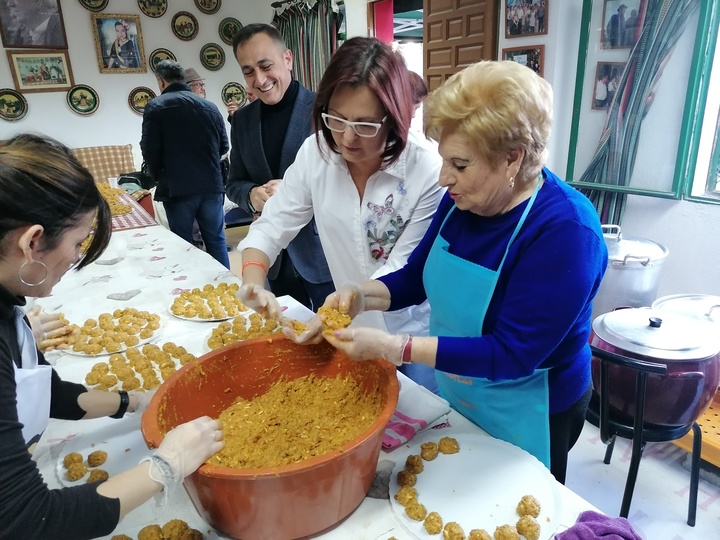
left=32, top=225, right=597, bottom=539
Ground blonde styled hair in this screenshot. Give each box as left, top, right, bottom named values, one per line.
left=424, top=60, right=552, bottom=184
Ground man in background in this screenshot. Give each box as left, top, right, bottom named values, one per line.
left=184, top=67, right=206, bottom=98
left=606, top=4, right=627, bottom=48
left=141, top=60, right=230, bottom=268
left=226, top=23, right=332, bottom=310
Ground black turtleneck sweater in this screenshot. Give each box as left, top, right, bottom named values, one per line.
left=0, top=284, right=120, bottom=539
left=260, top=79, right=300, bottom=179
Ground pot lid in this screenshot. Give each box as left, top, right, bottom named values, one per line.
left=602, top=226, right=669, bottom=266
left=652, top=294, right=720, bottom=324
left=592, top=307, right=720, bottom=361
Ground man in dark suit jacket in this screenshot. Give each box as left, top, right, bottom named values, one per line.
left=226, top=23, right=332, bottom=310
left=141, top=60, right=230, bottom=268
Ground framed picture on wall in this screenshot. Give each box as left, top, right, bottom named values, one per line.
left=92, top=14, right=146, bottom=73
left=505, top=0, right=548, bottom=38
left=502, top=45, right=544, bottom=77
left=601, top=0, right=641, bottom=49
left=0, top=0, right=68, bottom=49
left=591, top=62, right=625, bottom=110
left=6, top=49, right=74, bottom=93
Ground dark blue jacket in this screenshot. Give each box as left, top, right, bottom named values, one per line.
left=141, top=82, right=229, bottom=202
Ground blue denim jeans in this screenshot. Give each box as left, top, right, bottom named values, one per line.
left=163, top=193, right=230, bottom=269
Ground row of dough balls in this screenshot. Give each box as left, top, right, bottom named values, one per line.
left=110, top=518, right=204, bottom=540
left=207, top=313, right=283, bottom=350
left=85, top=342, right=196, bottom=392
left=394, top=437, right=542, bottom=540
left=69, top=309, right=162, bottom=355
left=63, top=449, right=108, bottom=483
left=170, top=283, right=246, bottom=320
left=97, top=183, right=132, bottom=216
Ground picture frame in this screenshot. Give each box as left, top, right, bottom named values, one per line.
left=148, top=47, right=177, bottom=72
left=221, top=82, right=247, bottom=108
left=128, top=86, right=156, bottom=115
left=505, top=0, right=548, bottom=39
left=0, top=88, right=28, bottom=121
left=219, top=17, right=242, bottom=46
left=6, top=49, right=74, bottom=93
left=601, top=0, right=641, bottom=49
left=199, top=43, right=225, bottom=71
left=0, top=0, right=68, bottom=49
left=92, top=14, right=146, bottom=74
left=137, top=0, right=168, bottom=19
left=172, top=11, right=199, bottom=41
left=591, top=62, right=625, bottom=110
left=67, top=84, right=100, bottom=116
left=195, top=0, right=221, bottom=16
left=502, top=45, right=544, bottom=77
left=78, top=0, right=109, bottom=12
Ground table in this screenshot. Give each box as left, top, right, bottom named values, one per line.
left=32, top=225, right=597, bottom=539
left=111, top=193, right=157, bottom=231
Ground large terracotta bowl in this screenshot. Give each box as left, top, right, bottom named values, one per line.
left=141, top=336, right=399, bottom=540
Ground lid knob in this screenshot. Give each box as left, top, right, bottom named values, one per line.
left=648, top=317, right=663, bottom=328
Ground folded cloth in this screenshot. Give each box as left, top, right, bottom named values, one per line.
left=383, top=371, right=451, bottom=449
left=555, top=511, right=643, bottom=540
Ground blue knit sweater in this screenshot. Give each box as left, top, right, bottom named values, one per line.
left=379, top=169, right=608, bottom=414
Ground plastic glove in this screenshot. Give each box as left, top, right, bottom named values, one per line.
left=323, top=282, right=366, bottom=319
left=27, top=307, right=73, bottom=351
left=281, top=316, right=324, bottom=345
left=324, top=327, right=404, bottom=366
left=236, top=283, right=281, bottom=320
left=128, top=389, right=156, bottom=414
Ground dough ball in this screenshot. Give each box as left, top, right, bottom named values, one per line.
left=421, top=441, right=439, bottom=461
left=493, top=524, right=520, bottom=540
left=111, top=535, right=132, bottom=540
left=397, top=469, right=416, bottom=487
left=443, top=521, right=465, bottom=540
left=516, top=515, right=540, bottom=540
left=137, top=524, right=163, bottom=540
left=516, top=495, right=541, bottom=518
left=423, top=511, right=443, bottom=535
left=179, top=529, right=204, bottom=540
left=65, top=462, right=88, bottom=481
left=63, top=452, right=83, bottom=469
left=405, top=454, right=424, bottom=474
left=405, top=500, right=427, bottom=521
left=87, top=450, right=108, bottom=467
left=468, top=530, right=492, bottom=540
left=438, top=436, right=460, bottom=454
left=87, top=469, right=109, bottom=483
left=394, top=485, right=417, bottom=506
left=161, top=518, right=189, bottom=538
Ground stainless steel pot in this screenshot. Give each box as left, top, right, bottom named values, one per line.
left=590, top=307, right=720, bottom=427
left=591, top=225, right=669, bottom=321
left=652, top=294, right=720, bottom=324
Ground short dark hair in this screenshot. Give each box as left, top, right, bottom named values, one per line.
left=409, top=71, right=428, bottom=106
left=232, top=23, right=286, bottom=57
left=0, top=134, right=111, bottom=268
left=155, top=60, right=185, bottom=84
left=312, top=37, right=413, bottom=167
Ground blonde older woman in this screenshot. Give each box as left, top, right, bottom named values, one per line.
left=323, top=60, right=608, bottom=484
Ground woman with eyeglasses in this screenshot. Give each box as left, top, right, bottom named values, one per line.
left=237, top=37, right=444, bottom=390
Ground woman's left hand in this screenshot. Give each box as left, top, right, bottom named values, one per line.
left=27, top=307, right=73, bottom=352
left=324, top=327, right=404, bottom=366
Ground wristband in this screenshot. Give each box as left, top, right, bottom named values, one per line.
left=242, top=261, right=268, bottom=276
left=401, top=335, right=413, bottom=364
left=110, top=390, right=130, bottom=419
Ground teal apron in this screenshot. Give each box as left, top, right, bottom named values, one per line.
left=423, top=183, right=551, bottom=468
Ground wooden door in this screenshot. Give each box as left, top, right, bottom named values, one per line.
left=424, top=0, right=498, bottom=91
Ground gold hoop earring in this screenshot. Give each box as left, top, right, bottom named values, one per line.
left=18, top=260, right=48, bottom=287
left=509, top=176, right=515, bottom=189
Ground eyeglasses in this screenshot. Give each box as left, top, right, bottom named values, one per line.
left=190, top=82, right=205, bottom=88
left=321, top=113, right=386, bottom=138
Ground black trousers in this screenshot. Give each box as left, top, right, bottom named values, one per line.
left=549, top=385, right=593, bottom=484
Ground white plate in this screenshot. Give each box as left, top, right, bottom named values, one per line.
left=389, top=433, right=558, bottom=539
left=56, top=418, right=152, bottom=487
left=63, top=315, right=166, bottom=357
left=168, top=307, right=250, bottom=323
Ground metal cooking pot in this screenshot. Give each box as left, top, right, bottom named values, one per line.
left=590, top=307, right=720, bottom=427
left=591, top=225, right=669, bottom=321
left=652, top=294, right=720, bottom=324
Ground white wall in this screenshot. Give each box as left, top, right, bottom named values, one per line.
left=0, top=0, right=273, bottom=165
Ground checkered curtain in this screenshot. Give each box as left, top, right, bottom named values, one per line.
left=579, top=0, right=700, bottom=225
left=272, top=0, right=342, bottom=91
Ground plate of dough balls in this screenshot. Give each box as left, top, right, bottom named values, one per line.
left=169, top=283, right=248, bottom=322
left=205, top=312, right=284, bottom=352
left=389, top=433, right=558, bottom=540
left=64, top=309, right=166, bottom=357
left=105, top=519, right=221, bottom=540
left=82, top=342, right=197, bottom=392
left=57, top=423, right=152, bottom=488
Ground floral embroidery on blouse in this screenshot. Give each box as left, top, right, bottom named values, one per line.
left=364, top=186, right=410, bottom=261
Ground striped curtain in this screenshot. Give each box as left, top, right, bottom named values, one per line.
left=272, top=0, right=341, bottom=91
left=579, top=0, right=700, bottom=224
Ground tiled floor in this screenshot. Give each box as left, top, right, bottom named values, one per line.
left=566, top=421, right=720, bottom=539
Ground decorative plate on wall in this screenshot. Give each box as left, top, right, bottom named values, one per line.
left=199, top=43, right=225, bottom=71
left=0, top=88, right=28, bottom=121
left=128, top=86, right=156, bottom=115
left=218, top=17, right=242, bottom=46
left=78, top=0, right=109, bottom=12
left=171, top=11, right=199, bottom=41
left=67, top=84, right=100, bottom=116
left=148, top=47, right=177, bottom=72
left=137, top=0, right=168, bottom=18
left=221, top=82, right=246, bottom=108
left=195, top=0, right=221, bottom=15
